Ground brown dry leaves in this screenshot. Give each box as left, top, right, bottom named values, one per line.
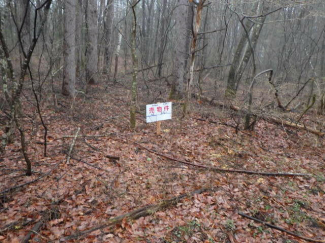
left=0, top=85, right=324, bottom=242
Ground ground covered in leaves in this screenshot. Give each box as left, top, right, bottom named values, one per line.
left=0, top=83, right=325, bottom=243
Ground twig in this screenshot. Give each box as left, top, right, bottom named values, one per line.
left=0, top=218, right=35, bottom=234
left=0, top=171, right=50, bottom=196
left=70, top=156, right=116, bottom=172
left=105, top=155, right=120, bottom=161
left=135, top=143, right=310, bottom=177
left=61, top=133, right=115, bottom=139
left=296, top=94, right=316, bottom=123
left=63, top=187, right=214, bottom=241
left=66, top=127, right=80, bottom=164
left=21, top=214, right=49, bottom=243
left=22, top=205, right=60, bottom=243
left=285, top=78, right=313, bottom=109
left=239, top=212, right=325, bottom=243
left=198, top=28, right=226, bottom=35
left=195, top=64, right=232, bottom=72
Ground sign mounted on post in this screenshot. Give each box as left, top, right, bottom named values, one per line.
left=146, top=102, right=172, bottom=123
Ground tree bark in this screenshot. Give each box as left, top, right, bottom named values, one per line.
left=104, top=0, right=114, bottom=75
left=86, top=0, right=98, bottom=84
left=18, top=0, right=31, bottom=50
left=185, top=0, right=206, bottom=116
left=76, top=0, right=84, bottom=77
left=130, top=0, right=140, bottom=129
left=62, top=0, right=76, bottom=97
left=157, top=0, right=168, bottom=77
left=113, top=32, right=122, bottom=83
left=170, top=0, right=191, bottom=99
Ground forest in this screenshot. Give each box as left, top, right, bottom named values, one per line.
left=0, top=0, right=325, bottom=242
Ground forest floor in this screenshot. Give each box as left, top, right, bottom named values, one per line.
left=0, top=81, right=325, bottom=243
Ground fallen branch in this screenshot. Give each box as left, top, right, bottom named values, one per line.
left=135, top=142, right=310, bottom=177
left=239, top=212, right=325, bottom=243
left=0, top=136, right=81, bottom=196
left=0, top=171, right=50, bottom=196
left=197, top=95, right=324, bottom=137
left=61, top=133, right=115, bottom=139
left=63, top=187, right=213, bottom=241
left=193, top=118, right=255, bottom=137
left=0, top=218, right=35, bottom=234
left=105, top=155, right=120, bottom=161
left=71, top=156, right=117, bottom=172
left=266, top=116, right=324, bottom=137
left=21, top=208, right=58, bottom=243
left=66, top=127, right=80, bottom=164
left=82, top=138, right=120, bottom=162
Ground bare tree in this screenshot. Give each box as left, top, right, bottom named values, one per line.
left=0, top=0, right=52, bottom=175
left=225, top=0, right=266, bottom=101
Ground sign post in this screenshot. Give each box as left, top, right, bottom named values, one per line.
left=157, top=120, right=161, bottom=135
left=146, top=102, right=172, bottom=135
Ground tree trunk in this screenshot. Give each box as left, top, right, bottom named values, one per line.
left=104, top=0, right=114, bottom=75
left=170, top=0, right=191, bottom=100
left=86, top=0, right=98, bottom=85
left=157, top=0, right=167, bottom=77
left=76, top=0, right=84, bottom=77
left=18, top=0, right=31, bottom=50
left=141, top=0, right=147, bottom=64
left=185, top=0, right=206, bottom=116
left=113, top=32, right=122, bottom=83
left=62, top=0, right=76, bottom=97
left=145, top=0, right=155, bottom=64
left=197, top=7, right=209, bottom=96
left=130, top=0, right=139, bottom=129
left=225, top=0, right=265, bottom=100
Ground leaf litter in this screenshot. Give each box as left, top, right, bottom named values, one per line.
left=0, top=84, right=324, bottom=242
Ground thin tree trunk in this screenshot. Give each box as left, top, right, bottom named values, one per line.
left=225, top=1, right=265, bottom=100
left=197, top=7, right=209, bottom=96
left=157, top=0, right=167, bottom=77
left=145, top=0, right=155, bottom=64
left=0, top=0, right=52, bottom=175
left=113, top=32, right=122, bottom=83
left=130, top=0, right=140, bottom=129
left=141, top=0, right=146, bottom=64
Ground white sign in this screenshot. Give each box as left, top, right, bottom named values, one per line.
left=146, top=102, right=172, bottom=123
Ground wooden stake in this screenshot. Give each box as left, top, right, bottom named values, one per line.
left=157, top=102, right=162, bottom=135
left=157, top=121, right=161, bottom=135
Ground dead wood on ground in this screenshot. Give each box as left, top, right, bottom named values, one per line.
left=63, top=187, right=213, bottom=241
left=198, top=95, right=324, bottom=137
left=135, top=143, right=310, bottom=177
left=22, top=206, right=60, bottom=243
left=239, top=212, right=325, bottom=243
